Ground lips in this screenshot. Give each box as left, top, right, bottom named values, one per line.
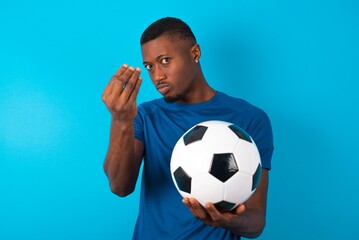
left=156, top=83, right=171, bottom=95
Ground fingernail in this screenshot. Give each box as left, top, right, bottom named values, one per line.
left=122, top=64, right=128, bottom=68
left=136, top=67, right=141, bottom=72
left=129, top=66, right=135, bottom=71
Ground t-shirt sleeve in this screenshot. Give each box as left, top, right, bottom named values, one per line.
left=248, top=109, right=274, bottom=170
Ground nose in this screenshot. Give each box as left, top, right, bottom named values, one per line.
left=152, top=65, right=166, bottom=84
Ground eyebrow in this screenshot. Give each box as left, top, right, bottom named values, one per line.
left=143, top=54, right=168, bottom=65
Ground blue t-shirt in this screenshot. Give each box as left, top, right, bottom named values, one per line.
left=133, top=91, right=274, bottom=240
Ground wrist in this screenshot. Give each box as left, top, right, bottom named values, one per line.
left=111, top=118, right=134, bottom=132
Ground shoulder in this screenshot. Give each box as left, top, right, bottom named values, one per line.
left=217, top=92, right=272, bottom=142
left=216, top=91, right=269, bottom=119
left=216, top=91, right=253, bottom=107
left=216, top=93, right=274, bottom=168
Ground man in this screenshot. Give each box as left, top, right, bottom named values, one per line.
left=102, top=17, right=274, bottom=239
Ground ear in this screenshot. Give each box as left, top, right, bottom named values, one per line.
left=191, top=43, right=201, bottom=62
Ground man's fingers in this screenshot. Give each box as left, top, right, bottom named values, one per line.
left=233, top=204, right=246, bottom=215
left=113, top=66, right=136, bottom=87
left=186, top=198, right=208, bottom=220
left=121, top=67, right=141, bottom=101
left=205, top=202, right=222, bottom=224
left=102, top=80, right=115, bottom=102
left=183, top=198, right=246, bottom=228
left=105, top=66, right=137, bottom=107
left=108, top=80, right=124, bottom=106
left=102, top=64, right=129, bottom=99
left=113, top=64, right=129, bottom=79
left=128, top=76, right=142, bottom=102
left=205, top=202, right=220, bottom=216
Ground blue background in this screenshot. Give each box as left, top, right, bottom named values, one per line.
left=1, top=0, right=358, bottom=239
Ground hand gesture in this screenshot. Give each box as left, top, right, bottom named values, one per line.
left=102, top=64, right=142, bottom=122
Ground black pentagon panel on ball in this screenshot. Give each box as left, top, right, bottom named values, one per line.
left=252, top=163, right=262, bottom=191
left=210, top=153, right=239, bottom=182
left=228, top=125, right=252, bottom=143
left=214, top=201, right=236, bottom=212
left=173, top=167, right=192, bottom=193
left=183, top=125, right=208, bottom=145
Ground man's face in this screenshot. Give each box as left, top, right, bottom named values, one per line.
left=141, top=35, right=199, bottom=103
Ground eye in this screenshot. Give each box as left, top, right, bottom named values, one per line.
left=161, top=58, right=171, bottom=64
left=144, top=64, right=152, bottom=70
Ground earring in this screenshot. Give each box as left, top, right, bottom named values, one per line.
left=195, top=59, right=199, bottom=63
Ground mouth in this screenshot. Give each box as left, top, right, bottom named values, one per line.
left=156, top=82, right=171, bottom=95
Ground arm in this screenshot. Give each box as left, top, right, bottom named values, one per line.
left=183, top=169, right=269, bottom=238
left=102, top=64, right=143, bottom=197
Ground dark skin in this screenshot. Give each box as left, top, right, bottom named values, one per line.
left=102, top=34, right=269, bottom=238
left=142, top=35, right=215, bottom=103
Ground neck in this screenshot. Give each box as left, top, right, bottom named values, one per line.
left=178, top=71, right=216, bottom=104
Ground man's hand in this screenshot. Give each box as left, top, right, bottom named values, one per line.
left=182, top=198, right=246, bottom=228
left=182, top=169, right=268, bottom=237
left=102, top=64, right=142, bottom=122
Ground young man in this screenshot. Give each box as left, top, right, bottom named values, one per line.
left=102, top=17, right=274, bottom=239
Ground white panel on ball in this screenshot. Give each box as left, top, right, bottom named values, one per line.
left=191, top=174, right=224, bottom=207
left=224, top=172, right=254, bottom=205
left=171, top=141, right=213, bottom=177
left=234, top=140, right=261, bottom=175
left=200, top=121, right=240, bottom=153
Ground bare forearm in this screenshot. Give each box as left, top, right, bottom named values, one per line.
left=226, top=208, right=265, bottom=238
left=104, top=120, right=140, bottom=196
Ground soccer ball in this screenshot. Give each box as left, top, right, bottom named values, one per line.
left=170, top=120, right=262, bottom=212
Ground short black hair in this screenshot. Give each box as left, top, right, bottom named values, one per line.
left=140, top=17, right=196, bottom=45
